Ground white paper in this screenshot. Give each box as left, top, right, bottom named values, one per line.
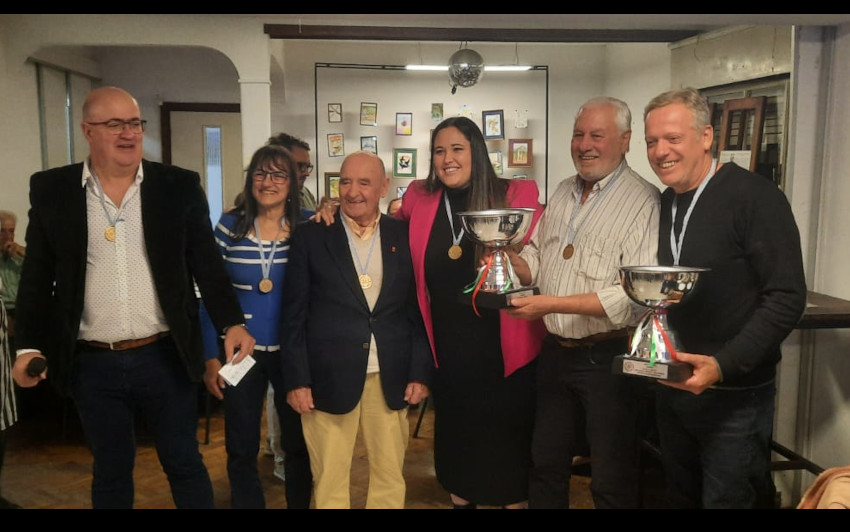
left=217, top=354, right=256, bottom=386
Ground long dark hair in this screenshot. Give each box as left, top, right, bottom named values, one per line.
left=230, top=144, right=302, bottom=240
left=424, top=116, right=507, bottom=210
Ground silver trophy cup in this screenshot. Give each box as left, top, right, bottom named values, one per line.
left=456, top=208, right=540, bottom=310
left=613, top=265, right=709, bottom=381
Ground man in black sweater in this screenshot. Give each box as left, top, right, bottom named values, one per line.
left=643, top=87, right=807, bottom=508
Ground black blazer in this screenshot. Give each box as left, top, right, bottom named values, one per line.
left=280, top=215, right=433, bottom=415
left=15, top=160, right=245, bottom=395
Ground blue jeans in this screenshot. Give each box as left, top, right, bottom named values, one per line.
left=655, top=381, right=776, bottom=508
left=72, top=338, right=214, bottom=509
left=222, top=350, right=312, bottom=509
left=528, top=335, right=643, bottom=509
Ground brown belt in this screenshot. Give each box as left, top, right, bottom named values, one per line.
left=554, top=329, right=632, bottom=349
left=78, top=331, right=170, bottom=351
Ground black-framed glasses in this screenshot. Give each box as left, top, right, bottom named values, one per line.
left=297, top=162, right=314, bottom=174
left=85, top=119, right=147, bottom=135
left=252, top=170, right=290, bottom=184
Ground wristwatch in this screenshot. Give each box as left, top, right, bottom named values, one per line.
left=222, top=323, right=248, bottom=335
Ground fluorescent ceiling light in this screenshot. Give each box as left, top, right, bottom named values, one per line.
left=405, top=65, right=532, bottom=71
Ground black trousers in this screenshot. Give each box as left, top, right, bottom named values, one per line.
left=528, top=334, right=643, bottom=509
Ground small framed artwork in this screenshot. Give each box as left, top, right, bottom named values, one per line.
left=396, top=186, right=408, bottom=198
left=393, top=148, right=417, bottom=178
left=396, top=112, right=413, bottom=135
left=482, top=110, right=505, bottom=140
left=327, top=133, right=345, bottom=157
left=325, top=172, right=341, bottom=199
left=488, top=151, right=504, bottom=175
left=508, top=138, right=533, bottom=167
left=360, top=102, right=378, bottom=126
left=512, top=173, right=528, bottom=180
left=360, top=135, right=377, bottom=154
left=327, top=103, right=342, bottom=123
left=431, top=103, right=444, bottom=122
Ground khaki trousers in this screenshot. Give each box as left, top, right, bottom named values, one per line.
left=302, top=373, right=409, bottom=509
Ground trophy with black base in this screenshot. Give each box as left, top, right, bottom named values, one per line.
left=456, top=208, right=539, bottom=315
left=613, top=265, right=709, bottom=382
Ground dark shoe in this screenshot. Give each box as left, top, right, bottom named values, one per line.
left=0, top=496, right=22, bottom=509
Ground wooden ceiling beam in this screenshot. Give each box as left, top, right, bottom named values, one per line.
left=263, top=24, right=700, bottom=43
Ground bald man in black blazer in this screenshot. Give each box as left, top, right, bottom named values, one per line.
left=12, top=87, right=255, bottom=509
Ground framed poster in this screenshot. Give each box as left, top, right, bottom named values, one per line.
left=431, top=103, right=444, bottom=122
left=396, top=186, right=408, bottom=198
left=508, top=138, right=533, bottom=167
left=327, top=103, right=342, bottom=123
left=488, top=151, right=504, bottom=175
left=327, top=133, right=345, bottom=157
left=396, top=112, right=413, bottom=135
left=360, top=135, right=377, bottom=154
left=324, top=172, right=341, bottom=199
left=393, top=148, right=417, bottom=177
left=360, top=102, right=378, bottom=126
left=482, top=109, right=504, bottom=140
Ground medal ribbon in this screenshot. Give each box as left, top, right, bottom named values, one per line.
left=342, top=218, right=379, bottom=285
left=561, top=161, right=626, bottom=252
left=444, top=192, right=464, bottom=249
left=670, top=158, right=717, bottom=266
left=90, top=171, right=128, bottom=238
left=253, top=217, right=280, bottom=285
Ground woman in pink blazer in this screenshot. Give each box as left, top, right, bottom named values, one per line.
left=397, top=116, right=546, bottom=509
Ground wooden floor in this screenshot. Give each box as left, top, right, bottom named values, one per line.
left=1, top=386, right=664, bottom=509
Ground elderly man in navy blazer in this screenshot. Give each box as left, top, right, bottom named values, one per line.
left=281, top=151, right=432, bottom=509
left=12, top=86, right=255, bottom=509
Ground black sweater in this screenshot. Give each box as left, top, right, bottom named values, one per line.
left=659, top=163, right=807, bottom=388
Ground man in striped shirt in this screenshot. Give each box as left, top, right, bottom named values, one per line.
left=508, top=97, right=660, bottom=508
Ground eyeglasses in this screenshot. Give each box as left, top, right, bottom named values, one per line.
left=252, top=170, right=290, bottom=184
left=85, top=119, right=147, bottom=135
left=297, top=162, right=314, bottom=174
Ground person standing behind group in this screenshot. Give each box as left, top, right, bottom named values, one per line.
left=280, top=151, right=432, bottom=509
left=643, top=87, right=806, bottom=508
left=201, top=144, right=313, bottom=509
left=0, top=210, right=25, bottom=340
left=395, top=116, right=546, bottom=509
left=11, top=86, right=255, bottom=509
left=268, top=132, right=317, bottom=211
left=507, top=97, right=660, bottom=508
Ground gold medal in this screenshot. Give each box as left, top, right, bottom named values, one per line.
left=105, top=226, right=116, bottom=242
left=359, top=274, right=373, bottom=290
left=448, top=245, right=463, bottom=260
left=562, top=244, right=575, bottom=260
left=258, top=278, right=274, bottom=293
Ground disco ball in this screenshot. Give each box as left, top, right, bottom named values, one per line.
left=448, top=48, right=484, bottom=93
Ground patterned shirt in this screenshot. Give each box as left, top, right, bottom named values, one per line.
left=520, top=161, right=660, bottom=339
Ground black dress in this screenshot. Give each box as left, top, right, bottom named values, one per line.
left=426, top=186, right=536, bottom=506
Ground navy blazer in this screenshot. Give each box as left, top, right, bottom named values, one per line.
left=280, top=214, right=433, bottom=415
left=15, top=160, right=245, bottom=395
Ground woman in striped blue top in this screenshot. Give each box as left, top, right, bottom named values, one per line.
left=201, top=144, right=313, bottom=509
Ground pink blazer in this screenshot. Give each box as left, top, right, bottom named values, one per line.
left=397, top=179, right=547, bottom=377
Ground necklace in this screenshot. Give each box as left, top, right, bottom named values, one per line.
left=90, top=171, right=130, bottom=243
left=670, top=158, right=717, bottom=266
left=342, top=219, right=379, bottom=290
left=253, top=217, right=283, bottom=293
left=561, top=161, right=626, bottom=260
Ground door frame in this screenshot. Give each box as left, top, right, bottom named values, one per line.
left=160, top=102, right=240, bottom=165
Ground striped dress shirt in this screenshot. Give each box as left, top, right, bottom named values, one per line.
left=520, top=161, right=660, bottom=340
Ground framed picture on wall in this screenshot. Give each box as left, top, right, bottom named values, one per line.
left=488, top=151, right=504, bottom=175
left=393, top=148, right=417, bottom=177
left=360, top=102, right=378, bottom=126
left=396, top=186, right=408, bottom=198
left=360, top=135, right=377, bottom=154
left=482, top=110, right=504, bottom=140
left=396, top=112, right=413, bottom=135
left=325, top=172, right=341, bottom=199
left=431, top=103, right=444, bottom=122
left=328, top=103, right=342, bottom=123
left=508, top=138, right=533, bottom=167
left=327, top=133, right=345, bottom=157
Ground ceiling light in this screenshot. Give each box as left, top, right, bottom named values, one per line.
left=405, top=65, right=532, bottom=71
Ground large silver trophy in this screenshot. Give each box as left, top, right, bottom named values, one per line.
left=613, top=265, right=709, bottom=382
left=456, top=208, right=540, bottom=311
